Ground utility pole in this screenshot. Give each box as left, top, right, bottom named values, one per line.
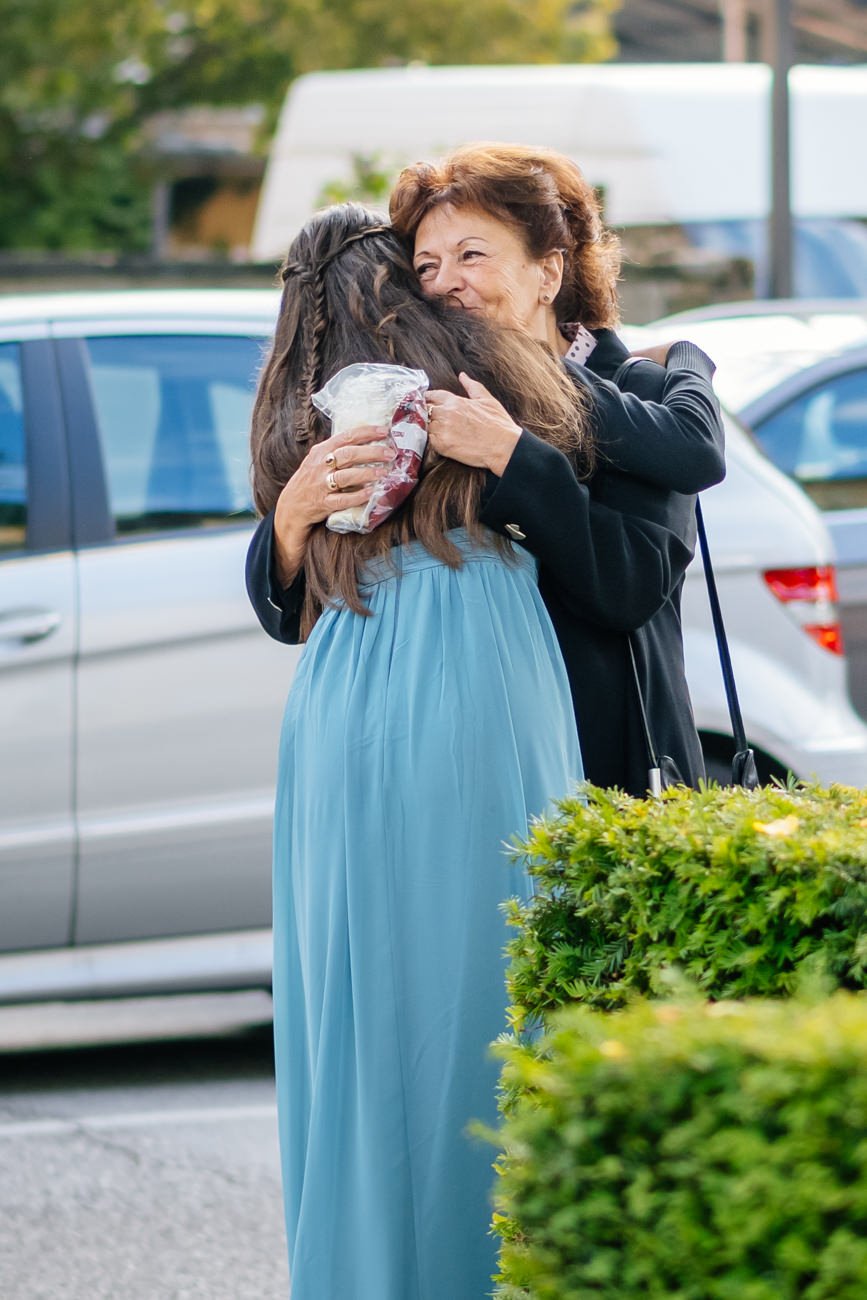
left=719, top=0, right=748, bottom=61
left=767, top=0, right=794, bottom=298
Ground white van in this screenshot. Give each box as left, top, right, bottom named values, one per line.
left=251, top=63, right=867, bottom=296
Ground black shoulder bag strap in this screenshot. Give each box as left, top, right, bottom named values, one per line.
left=627, top=636, right=664, bottom=797
left=608, top=352, right=758, bottom=790
left=695, top=499, right=759, bottom=789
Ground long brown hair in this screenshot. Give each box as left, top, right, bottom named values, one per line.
left=250, top=203, right=591, bottom=636
left=389, top=142, right=622, bottom=330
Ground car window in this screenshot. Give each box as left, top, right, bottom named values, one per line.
left=753, top=367, right=867, bottom=510
left=0, top=343, right=26, bottom=553
left=84, top=334, right=263, bottom=535
left=682, top=218, right=867, bottom=298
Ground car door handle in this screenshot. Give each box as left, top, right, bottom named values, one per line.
left=0, top=608, right=63, bottom=643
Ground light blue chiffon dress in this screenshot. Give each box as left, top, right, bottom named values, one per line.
left=271, top=527, right=582, bottom=1300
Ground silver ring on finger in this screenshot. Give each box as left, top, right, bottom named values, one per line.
left=326, top=470, right=339, bottom=492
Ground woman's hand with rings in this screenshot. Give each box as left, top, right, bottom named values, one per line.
left=278, top=425, right=395, bottom=528
left=426, top=374, right=521, bottom=477
left=272, top=426, right=395, bottom=585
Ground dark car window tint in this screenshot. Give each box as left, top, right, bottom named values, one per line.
left=753, top=367, right=867, bottom=509
left=84, top=335, right=263, bottom=535
left=0, top=343, right=27, bottom=552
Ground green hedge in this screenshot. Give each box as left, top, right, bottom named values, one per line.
left=493, top=995, right=867, bottom=1300
left=505, top=782, right=867, bottom=1024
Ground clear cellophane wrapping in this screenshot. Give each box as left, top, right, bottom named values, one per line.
left=312, top=363, right=430, bottom=535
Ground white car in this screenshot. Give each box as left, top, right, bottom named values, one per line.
left=1, top=290, right=865, bottom=1007
left=677, top=407, right=867, bottom=785
left=625, top=300, right=867, bottom=725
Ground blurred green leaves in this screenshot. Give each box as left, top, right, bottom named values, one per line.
left=493, top=780, right=867, bottom=1295
left=505, top=781, right=867, bottom=1023
left=0, top=0, right=617, bottom=250
left=494, top=995, right=867, bottom=1299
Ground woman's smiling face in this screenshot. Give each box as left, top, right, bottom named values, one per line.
left=412, top=203, right=562, bottom=343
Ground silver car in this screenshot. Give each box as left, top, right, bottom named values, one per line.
left=4, top=290, right=867, bottom=1007
left=0, top=290, right=293, bottom=1005
left=628, top=300, right=867, bottom=719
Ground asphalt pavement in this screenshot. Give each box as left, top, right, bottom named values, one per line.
left=0, top=995, right=289, bottom=1299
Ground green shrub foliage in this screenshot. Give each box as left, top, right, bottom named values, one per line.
left=493, top=995, right=867, bottom=1300
left=505, top=782, right=867, bottom=1025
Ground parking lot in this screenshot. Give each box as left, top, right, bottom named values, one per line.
left=0, top=996, right=288, bottom=1300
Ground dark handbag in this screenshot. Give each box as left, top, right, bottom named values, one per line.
left=628, top=503, right=758, bottom=794
left=628, top=636, right=684, bottom=795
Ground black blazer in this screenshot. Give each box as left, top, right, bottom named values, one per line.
left=245, top=336, right=724, bottom=796
left=593, top=337, right=717, bottom=790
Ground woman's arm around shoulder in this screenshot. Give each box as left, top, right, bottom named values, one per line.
left=479, top=430, right=694, bottom=632
left=577, top=337, right=726, bottom=494
left=245, top=422, right=395, bottom=644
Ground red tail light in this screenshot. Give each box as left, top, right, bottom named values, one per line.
left=762, top=565, right=845, bottom=655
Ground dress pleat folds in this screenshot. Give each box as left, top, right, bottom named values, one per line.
left=272, top=529, right=582, bottom=1299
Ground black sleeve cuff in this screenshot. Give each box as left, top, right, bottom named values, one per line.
left=245, top=511, right=306, bottom=644
left=666, top=339, right=717, bottom=380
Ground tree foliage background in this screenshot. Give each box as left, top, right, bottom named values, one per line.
left=0, top=0, right=617, bottom=251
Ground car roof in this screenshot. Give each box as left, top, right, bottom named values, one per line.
left=0, top=288, right=281, bottom=328
left=632, top=299, right=867, bottom=410
left=646, top=297, right=867, bottom=326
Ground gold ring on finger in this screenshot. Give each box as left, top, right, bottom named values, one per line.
left=326, top=470, right=339, bottom=492
left=324, top=451, right=337, bottom=467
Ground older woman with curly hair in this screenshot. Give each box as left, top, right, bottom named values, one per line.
left=387, top=142, right=725, bottom=794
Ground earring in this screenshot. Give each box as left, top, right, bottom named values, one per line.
left=541, top=293, right=551, bottom=304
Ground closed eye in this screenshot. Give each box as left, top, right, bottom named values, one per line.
left=415, top=262, right=437, bottom=279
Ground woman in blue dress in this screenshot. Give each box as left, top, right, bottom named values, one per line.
left=248, top=204, right=586, bottom=1299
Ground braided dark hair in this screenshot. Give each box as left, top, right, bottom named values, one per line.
left=281, top=222, right=391, bottom=442
left=296, top=271, right=327, bottom=443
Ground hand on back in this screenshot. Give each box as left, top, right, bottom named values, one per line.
left=426, top=374, right=521, bottom=477
left=628, top=343, right=672, bottom=366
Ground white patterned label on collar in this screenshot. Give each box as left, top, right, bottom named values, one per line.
left=563, top=324, right=597, bottom=366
